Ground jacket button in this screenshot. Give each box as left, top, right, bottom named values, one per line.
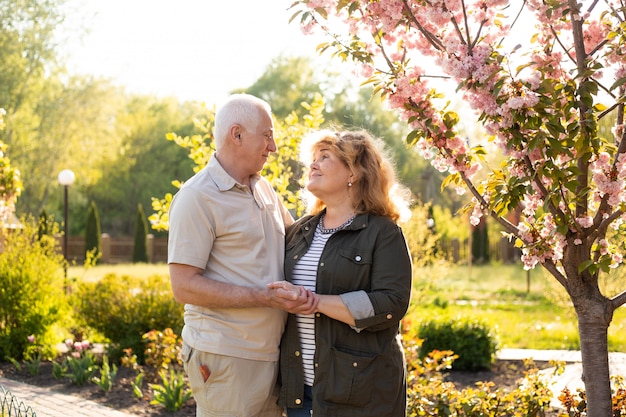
left=316, top=313, right=321, bottom=317
left=295, top=399, right=302, bottom=405
left=293, top=255, right=298, bottom=260
left=320, top=262, right=324, bottom=267
left=315, top=363, right=319, bottom=368
left=353, top=362, right=358, bottom=367
left=305, top=226, right=310, bottom=230
left=386, top=314, right=393, bottom=320
left=355, top=255, right=362, bottom=262
left=295, top=351, right=300, bottom=356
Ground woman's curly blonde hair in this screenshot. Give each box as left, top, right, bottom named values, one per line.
left=300, top=129, right=412, bottom=223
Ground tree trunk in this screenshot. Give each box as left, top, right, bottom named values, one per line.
left=572, top=295, right=613, bottom=416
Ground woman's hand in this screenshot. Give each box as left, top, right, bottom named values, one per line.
left=267, top=281, right=319, bottom=314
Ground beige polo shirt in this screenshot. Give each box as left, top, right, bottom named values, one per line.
left=168, top=155, right=292, bottom=361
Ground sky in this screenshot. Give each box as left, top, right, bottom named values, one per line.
left=62, top=0, right=325, bottom=105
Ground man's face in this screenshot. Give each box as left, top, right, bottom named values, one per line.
left=240, top=110, right=275, bottom=174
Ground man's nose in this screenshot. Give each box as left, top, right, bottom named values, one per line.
left=268, top=138, right=277, bottom=152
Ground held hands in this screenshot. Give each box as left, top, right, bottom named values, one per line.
left=266, top=281, right=319, bottom=315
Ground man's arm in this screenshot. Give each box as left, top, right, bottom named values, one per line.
left=170, top=263, right=316, bottom=312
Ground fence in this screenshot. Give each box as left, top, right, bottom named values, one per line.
left=63, top=234, right=168, bottom=264
left=0, top=386, right=37, bottom=417
left=60, top=233, right=519, bottom=265
left=438, top=237, right=520, bottom=264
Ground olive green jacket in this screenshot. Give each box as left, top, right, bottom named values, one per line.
left=278, top=212, right=412, bottom=417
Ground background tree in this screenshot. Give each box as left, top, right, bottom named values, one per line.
left=291, top=1, right=626, bottom=415
left=84, top=201, right=102, bottom=263
left=85, top=96, right=198, bottom=236
left=132, top=203, right=149, bottom=263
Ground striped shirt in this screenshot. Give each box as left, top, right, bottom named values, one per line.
left=291, top=222, right=334, bottom=386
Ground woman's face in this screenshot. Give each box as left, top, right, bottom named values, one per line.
left=306, top=145, right=352, bottom=199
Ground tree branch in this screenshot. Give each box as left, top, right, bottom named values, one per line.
left=542, top=259, right=569, bottom=289
left=611, top=290, right=626, bottom=310
left=522, top=154, right=567, bottom=223
left=401, top=0, right=444, bottom=50
left=457, top=170, right=519, bottom=236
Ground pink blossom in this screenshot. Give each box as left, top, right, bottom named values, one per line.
left=576, top=216, right=594, bottom=228
left=599, top=239, right=609, bottom=256
left=611, top=253, right=623, bottom=268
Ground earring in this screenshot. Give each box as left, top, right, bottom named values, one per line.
left=348, top=182, right=352, bottom=187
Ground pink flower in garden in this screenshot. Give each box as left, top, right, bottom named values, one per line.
left=65, top=339, right=73, bottom=348
left=28, top=335, right=35, bottom=344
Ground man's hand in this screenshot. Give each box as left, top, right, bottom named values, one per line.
left=266, top=281, right=319, bottom=314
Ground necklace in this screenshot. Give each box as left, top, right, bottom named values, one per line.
left=319, top=213, right=356, bottom=234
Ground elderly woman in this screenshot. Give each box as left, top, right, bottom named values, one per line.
left=270, top=129, right=413, bottom=417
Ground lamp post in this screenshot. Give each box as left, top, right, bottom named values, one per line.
left=58, top=169, right=75, bottom=281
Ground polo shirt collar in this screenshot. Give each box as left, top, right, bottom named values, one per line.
left=208, top=154, right=261, bottom=191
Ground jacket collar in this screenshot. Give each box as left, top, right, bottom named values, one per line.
left=300, top=210, right=368, bottom=240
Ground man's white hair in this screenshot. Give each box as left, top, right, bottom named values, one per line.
left=213, top=94, right=272, bottom=150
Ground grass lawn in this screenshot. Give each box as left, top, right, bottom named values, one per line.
left=70, top=262, right=626, bottom=352
left=407, top=263, right=626, bottom=352
left=68, top=262, right=169, bottom=283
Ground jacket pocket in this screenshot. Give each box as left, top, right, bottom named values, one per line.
left=323, top=346, right=377, bottom=407
left=338, top=247, right=373, bottom=266
left=334, top=247, right=373, bottom=292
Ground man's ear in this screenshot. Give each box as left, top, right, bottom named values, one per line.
left=230, top=125, right=243, bottom=143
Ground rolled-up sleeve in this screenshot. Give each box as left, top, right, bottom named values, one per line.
left=340, top=290, right=374, bottom=332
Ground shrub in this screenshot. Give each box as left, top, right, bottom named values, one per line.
left=70, top=273, right=183, bottom=363
left=0, top=218, right=68, bottom=360
left=417, top=318, right=498, bottom=371
left=143, top=328, right=182, bottom=381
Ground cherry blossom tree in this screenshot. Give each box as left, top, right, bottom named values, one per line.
left=291, top=0, right=626, bottom=415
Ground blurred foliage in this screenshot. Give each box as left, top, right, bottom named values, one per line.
left=0, top=217, right=68, bottom=360
left=70, top=273, right=183, bottom=363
